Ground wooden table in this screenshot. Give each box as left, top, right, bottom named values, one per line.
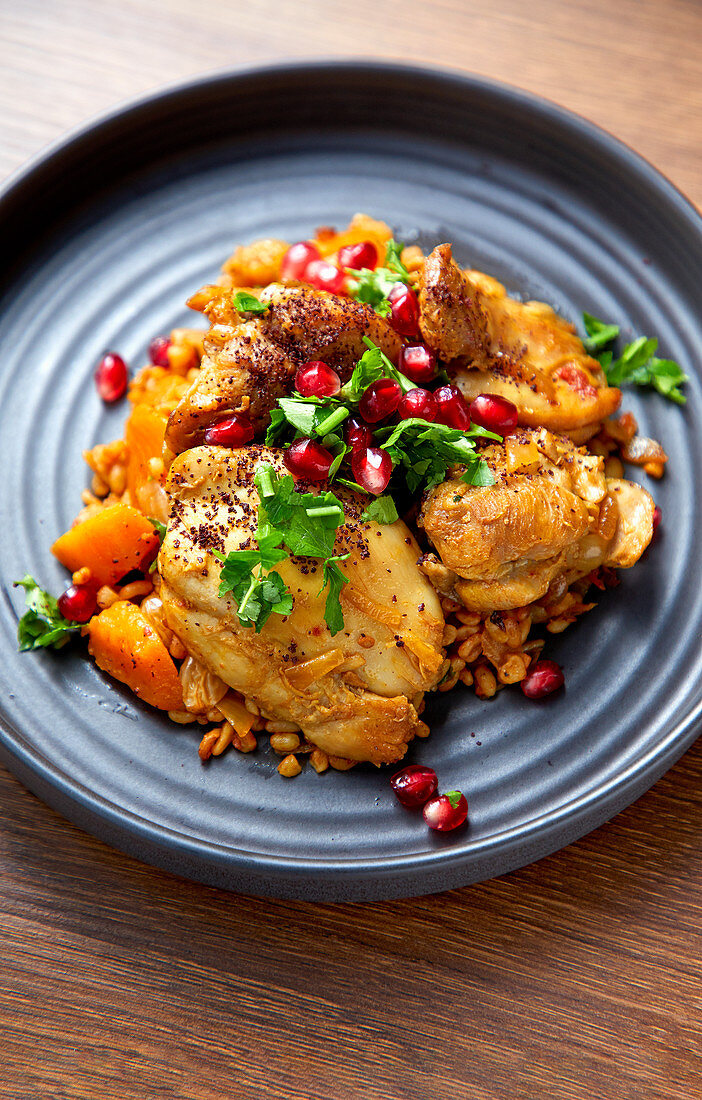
left=2, top=3, right=701, bottom=1097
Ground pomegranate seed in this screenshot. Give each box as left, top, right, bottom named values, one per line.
left=358, top=378, right=402, bottom=423
left=387, top=284, right=421, bottom=337
left=652, top=505, right=662, bottom=532
left=284, top=438, right=334, bottom=481
left=352, top=446, right=392, bottom=495
left=399, top=343, right=437, bottom=384
left=390, top=765, right=438, bottom=808
left=338, top=240, right=378, bottom=271
left=434, top=385, right=472, bottom=430
left=423, top=791, right=469, bottom=832
left=346, top=416, right=373, bottom=451
left=204, top=414, right=254, bottom=448
left=94, top=352, right=128, bottom=403
left=398, top=387, right=438, bottom=422
left=148, top=336, right=171, bottom=367
left=295, top=360, right=341, bottom=398
left=304, top=259, right=346, bottom=295
left=521, top=659, right=565, bottom=699
left=469, top=393, right=519, bottom=435
left=281, top=241, right=321, bottom=281
left=58, top=583, right=97, bottom=623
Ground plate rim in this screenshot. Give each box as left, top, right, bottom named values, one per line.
left=1, top=59, right=701, bottom=899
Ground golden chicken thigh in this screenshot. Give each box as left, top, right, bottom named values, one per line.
left=164, top=285, right=401, bottom=456
left=418, top=244, right=621, bottom=440
left=158, top=445, right=445, bottom=765
left=419, top=428, right=654, bottom=612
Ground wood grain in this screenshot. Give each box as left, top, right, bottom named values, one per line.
left=1, top=3, right=702, bottom=1097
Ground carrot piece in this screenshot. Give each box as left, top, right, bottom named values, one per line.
left=125, top=402, right=168, bottom=514
left=52, top=503, right=160, bottom=587
left=88, top=601, right=184, bottom=711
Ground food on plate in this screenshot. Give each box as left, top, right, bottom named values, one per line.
left=16, top=213, right=683, bottom=783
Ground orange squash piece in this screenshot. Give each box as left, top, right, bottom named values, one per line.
left=52, top=503, right=160, bottom=587
left=126, top=402, right=168, bottom=513
left=88, top=601, right=184, bottom=711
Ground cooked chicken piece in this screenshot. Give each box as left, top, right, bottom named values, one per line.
left=418, top=245, right=621, bottom=439
left=418, top=428, right=654, bottom=611
left=158, top=445, right=445, bottom=765
left=164, top=285, right=402, bottom=456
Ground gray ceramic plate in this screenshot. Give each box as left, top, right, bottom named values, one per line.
left=0, top=62, right=700, bottom=901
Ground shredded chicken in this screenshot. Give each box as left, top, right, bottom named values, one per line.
left=158, top=445, right=445, bottom=765
left=419, top=428, right=654, bottom=611
left=418, top=244, right=621, bottom=439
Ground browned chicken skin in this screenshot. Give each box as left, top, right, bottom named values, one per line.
left=418, top=244, right=621, bottom=440
left=164, top=285, right=402, bottom=456
left=419, top=428, right=654, bottom=611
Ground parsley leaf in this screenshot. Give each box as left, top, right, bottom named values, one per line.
left=339, top=338, right=415, bottom=401
left=582, top=312, right=687, bottom=405
left=233, top=569, right=293, bottom=632
left=345, top=239, right=412, bottom=316
left=214, top=466, right=348, bottom=635
left=361, top=496, right=399, bottom=524
left=375, top=418, right=498, bottom=493
left=14, top=575, right=79, bottom=652
left=582, top=312, right=620, bottom=353
left=317, top=556, right=349, bottom=637
left=232, top=291, right=270, bottom=315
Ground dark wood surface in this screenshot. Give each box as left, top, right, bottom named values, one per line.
left=2, top=3, right=701, bottom=1097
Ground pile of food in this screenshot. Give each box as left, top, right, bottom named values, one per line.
left=17, top=213, right=682, bottom=803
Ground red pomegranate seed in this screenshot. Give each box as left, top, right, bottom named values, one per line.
left=204, top=414, right=254, bottom=448
left=387, top=284, right=421, bottom=337
left=390, top=765, right=438, bottom=809
left=295, top=360, right=341, bottom=398
left=398, top=387, right=438, bottom=422
left=469, top=393, right=519, bottom=435
left=281, top=241, right=321, bottom=281
left=284, top=438, right=334, bottom=481
left=521, top=659, right=565, bottom=699
left=338, top=240, right=378, bottom=271
left=148, top=336, right=171, bottom=367
left=304, top=259, right=346, bottom=295
left=434, top=384, right=472, bottom=430
left=652, top=505, right=662, bottom=532
left=352, top=446, right=392, bottom=495
left=358, top=378, right=402, bottom=423
left=423, top=791, right=469, bottom=832
left=346, top=416, right=373, bottom=451
left=58, top=583, right=97, bottom=623
left=94, top=352, right=128, bottom=403
left=399, top=343, right=437, bottom=384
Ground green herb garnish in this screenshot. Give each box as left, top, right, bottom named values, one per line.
left=375, top=418, right=499, bottom=493
left=582, top=312, right=687, bottom=405
left=14, top=575, right=79, bottom=652
left=215, top=465, right=348, bottom=635
left=339, top=337, right=415, bottom=401
left=361, top=495, right=400, bottom=524
left=344, top=238, right=412, bottom=317
left=232, top=291, right=271, bottom=316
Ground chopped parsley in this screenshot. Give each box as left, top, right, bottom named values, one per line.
left=375, top=418, right=499, bottom=493
left=344, top=238, right=412, bottom=317
left=339, top=338, right=415, bottom=399
left=14, top=576, right=79, bottom=652
left=215, top=465, right=349, bottom=635
left=361, top=495, right=399, bottom=524
left=232, top=291, right=270, bottom=315
left=583, top=312, right=687, bottom=405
